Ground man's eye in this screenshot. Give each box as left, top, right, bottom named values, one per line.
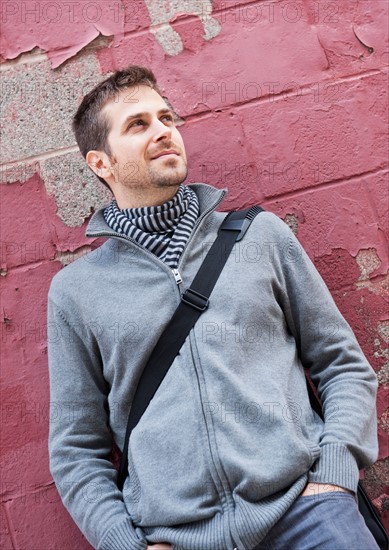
left=162, top=114, right=174, bottom=123
left=128, top=120, right=144, bottom=130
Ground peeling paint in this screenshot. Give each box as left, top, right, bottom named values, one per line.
left=0, top=161, right=39, bottom=185
left=0, top=0, right=223, bottom=65
left=145, top=0, right=221, bottom=55
left=356, top=273, right=389, bottom=297
left=352, top=26, right=374, bottom=56
left=0, top=0, right=125, bottom=68
left=54, top=245, right=94, bottom=266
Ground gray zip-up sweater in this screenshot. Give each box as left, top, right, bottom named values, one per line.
left=48, top=183, right=378, bottom=550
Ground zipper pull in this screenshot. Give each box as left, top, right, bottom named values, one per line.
left=172, top=268, right=182, bottom=285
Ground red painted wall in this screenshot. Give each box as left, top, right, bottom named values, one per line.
left=1, top=1, right=388, bottom=547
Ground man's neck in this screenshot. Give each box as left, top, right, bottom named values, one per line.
left=113, top=185, right=181, bottom=210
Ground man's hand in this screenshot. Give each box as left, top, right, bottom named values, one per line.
left=300, top=482, right=353, bottom=496
left=146, top=545, right=172, bottom=549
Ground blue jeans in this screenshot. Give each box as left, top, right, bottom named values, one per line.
left=254, top=491, right=379, bottom=550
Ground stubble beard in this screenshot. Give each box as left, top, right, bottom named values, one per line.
left=110, top=153, right=188, bottom=190
left=146, top=157, right=188, bottom=189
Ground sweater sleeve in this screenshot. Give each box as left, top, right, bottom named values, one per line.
left=265, top=214, right=379, bottom=494
left=47, top=292, right=147, bottom=550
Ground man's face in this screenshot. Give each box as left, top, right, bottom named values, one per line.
left=102, top=85, right=188, bottom=192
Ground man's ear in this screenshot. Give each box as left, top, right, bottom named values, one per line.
left=86, top=150, right=114, bottom=180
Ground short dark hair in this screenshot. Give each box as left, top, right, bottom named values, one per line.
left=72, top=66, right=162, bottom=187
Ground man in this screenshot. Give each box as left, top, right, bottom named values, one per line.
left=48, top=66, right=380, bottom=550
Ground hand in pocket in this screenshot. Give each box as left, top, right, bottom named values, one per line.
left=300, top=482, right=353, bottom=496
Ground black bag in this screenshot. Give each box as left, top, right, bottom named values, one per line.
left=118, top=206, right=388, bottom=550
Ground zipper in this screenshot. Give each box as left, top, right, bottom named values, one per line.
left=171, top=268, right=182, bottom=284
left=189, top=329, right=245, bottom=550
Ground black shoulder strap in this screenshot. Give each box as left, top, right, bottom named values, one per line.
left=117, top=205, right=264, bottom=490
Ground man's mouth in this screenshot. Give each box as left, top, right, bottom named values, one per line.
left=151, top=150, right=179, bottom=160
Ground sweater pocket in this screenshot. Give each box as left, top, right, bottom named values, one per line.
left=284, top=393, right=322, bottom=462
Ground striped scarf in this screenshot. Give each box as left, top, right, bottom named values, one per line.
left=104, top=185, right=200, bottom=269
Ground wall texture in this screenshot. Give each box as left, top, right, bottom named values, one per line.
left=1, top=0, right=388, bottom=547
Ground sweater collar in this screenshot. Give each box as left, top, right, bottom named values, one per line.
left=86, top=183, right=227, bottom=238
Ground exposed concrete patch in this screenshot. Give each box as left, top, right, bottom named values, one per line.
left=0, top=51, right=105, bottom=162
left=40, top=151, right=111, bottom=227
left=377, top=321, right=389, bottom=344
left=375, top=321, right=389, bottom=385
left=375, top=354, right=389, bottom=386
left=152, top=25, right=184, bottom=56
left=356, top=248, right=381, bottom=280
left=283, top=213, right=299, bottom=236
left=362, top=461, right=389, bottom=501
left=145, top=0, right=221, bottom=55
left=379, top=409, right=389, bottom=432
left=0, top=50, right=113, bottom=225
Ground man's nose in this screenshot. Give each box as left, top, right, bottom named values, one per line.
left=151, top=119, right=172, bottom=142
